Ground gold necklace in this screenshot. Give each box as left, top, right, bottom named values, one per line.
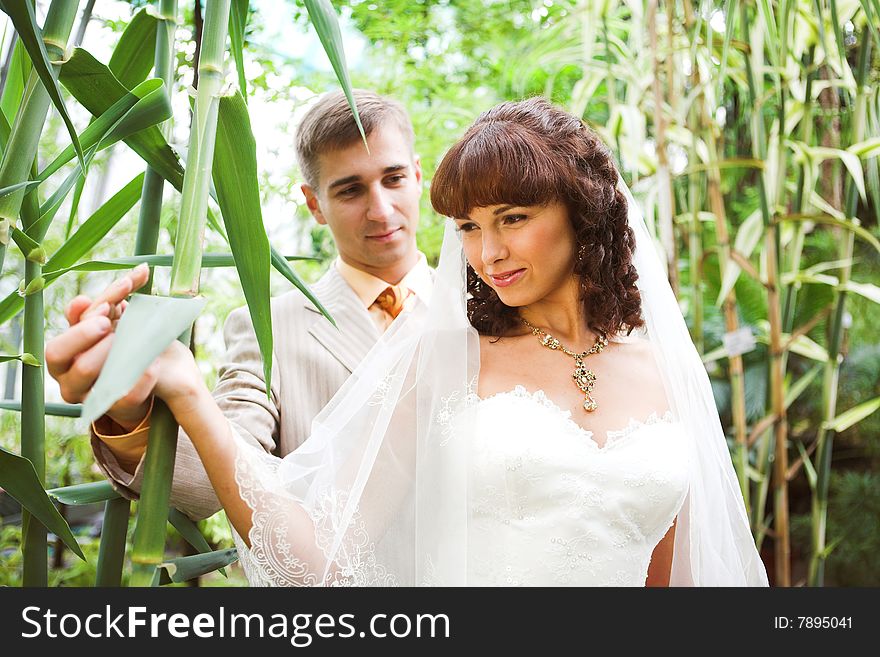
left=520, top=317, right=608, bottom=412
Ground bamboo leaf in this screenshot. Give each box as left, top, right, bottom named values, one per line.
left=0, top=446, right=85, bottom=560
left=848, top=136, right=880, bottom=159
left=80, top=294, right=206, bottom=425
left=40, top=253, right=314, bottom=285
left=26, top=142, right=101, bottom=241
left=717, top=208, right=763, bottom=305
left=0, top=172, right=146, bottom=326
left=38, top=78, right=172, bottom=183
left=303, top=0, right=366, bottom=146
left=825, top=396, right=880, bottom=432
left=788, top=334, right=828, bottom=361
left=811, top=146, right=867, bottom=202
left=0, top=0, right=84, bottom=167
left=168, top=508, right=227, bottom=577
left=795, top=440, right=818, bottom=489
left=0, top=38, right=30, bottom=123
left=0, top=179, right=39, bottom=198
left=785, top=364, right=821, bottom=409
left=10, top=226, right=44, bottom=262
left=844, top=280, right=880, bottom=304
left=270, top=245, right=336, bottom=327
left=0, top=352, right=37, bottom=365
left=45, top=173, right=145, bottom=272
left=47, top=481, right=120, bottom=505
left=214, top=91, right=273, bottom=392
left=228, top=0, right=248, bottom=100
left=59, top=48, right=185, bottom=191
left=779, top=213, right=880, bottom=254
left=155, top=548, right=238, bottom=585
left=108, top=8, right=159, bottom=89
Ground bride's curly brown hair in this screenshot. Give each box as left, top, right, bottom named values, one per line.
left=429, top=97, right=644, bottom=338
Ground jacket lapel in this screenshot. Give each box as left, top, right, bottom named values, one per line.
left=305, top=267, right=381, bottom=373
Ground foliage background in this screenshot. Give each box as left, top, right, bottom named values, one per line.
left=0, top=0, right=877, bottom=586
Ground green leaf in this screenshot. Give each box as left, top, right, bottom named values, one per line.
left=848, top=136, right=880, bottom=159
left=717, top=208, right=763, bottom=305
left=303, top=0, right=366, bottom=146
left=154, top=548, right=238, bottom=585
left=0, top=173, right=145, bottom=326
left=0, top=0, right=85, bottom=168
left=843, top=280, right=880, bottom=305
left=228, top=0, right=249, bottom=101
left=785, top=364, right=821, bottom=409
left=38, top=78, right=173, bottom=184
left=108, top=8, right=159, bottom=89
left=0, top=179, right=40, bottom=198
left=10, top=226, right=43, bottom=262
left=779, top=213, right=880, bottom=254
left=795, top=440, right=817, bottom=489
left=59, top=48, right=185, bottom=191
left=825, top=396, right=880, bottom=433
left=26, top=142, right=101, bottom=241
left=0, top=38, right=31, bottom=123
left=80, top=294, right=207, bottom=425
left=812, top=146, right=867, bottom=202
left=0, top=446, right=85, bottom=561
left=168, top=508, right=227, bottom=577
left=47, top=481, right=121, bottom=505
left=0, top=352, right=37, bottom=365
left=214, top=92, right=273, bottom=393
left=270, top=245, right=335, bottom=327
left=41, top=253, right=315, bottom=284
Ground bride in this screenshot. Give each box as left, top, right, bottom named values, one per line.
left=104, top=98, right=770, bottom=586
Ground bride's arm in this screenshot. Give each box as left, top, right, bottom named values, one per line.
left=156, top=343, right=327, bottom=565
left=645, top=517, right=677, bottom=587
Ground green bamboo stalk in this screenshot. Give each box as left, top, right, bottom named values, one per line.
left=782, top=47, right=817, bottom=349
left=687, top=109, right=703, bottom=355
left=129, top=0, right=230, bottom=588
left=125, top=0, right=179, bottom=588
left=740, top=0, right=790, bottom=586
left=11, top=0, right=78, bottom=588
left=20, top=257, right=45, bottom=586
left=808, top=27, right=871, bottom=588
left=134, top=0, right=177, bottom=293
left=647, top=0, right=678, bottom=295
left=0, top=0, right=78, bottom=276
left=169, top=0, right=230, bottom=298
left=95, top=497, right=131, bottom=587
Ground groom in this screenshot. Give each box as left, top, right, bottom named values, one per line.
left=45, top=89, right=432, bottom=520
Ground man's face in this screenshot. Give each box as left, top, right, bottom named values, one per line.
left=302, top=125, right=422, bottom=281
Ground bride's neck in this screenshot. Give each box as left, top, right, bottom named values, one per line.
left=518, top=280, right=595, bottom=346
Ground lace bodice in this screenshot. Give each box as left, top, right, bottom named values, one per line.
left=457, top=385, right=690, bottom=586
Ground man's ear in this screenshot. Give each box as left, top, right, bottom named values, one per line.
left=301, top=184, right=327, bottom=225
left=413, top=156, right=423, bottom=185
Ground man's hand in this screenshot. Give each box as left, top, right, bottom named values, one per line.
left=46, top=264, right=161, bottom=432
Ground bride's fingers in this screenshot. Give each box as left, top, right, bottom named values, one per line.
left=65, top=296, right=94, bottom=326
left=80, top=264, right=150, bottom=320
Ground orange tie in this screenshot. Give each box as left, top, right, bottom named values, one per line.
left=374, top=284, right=412, bottom=319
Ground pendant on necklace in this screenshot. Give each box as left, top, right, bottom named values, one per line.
left=573, top=357, right=599, bottom=412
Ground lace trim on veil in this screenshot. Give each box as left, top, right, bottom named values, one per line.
left=232, top=439, right=399, bottom=587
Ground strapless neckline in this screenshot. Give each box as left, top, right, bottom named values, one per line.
left=474, top=384, right=677, bottom=452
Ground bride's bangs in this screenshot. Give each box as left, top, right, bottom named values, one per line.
left=430, top=121, right=561, bottom=220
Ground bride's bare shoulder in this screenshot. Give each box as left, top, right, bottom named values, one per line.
left=608, top=333, right=670, bottom=407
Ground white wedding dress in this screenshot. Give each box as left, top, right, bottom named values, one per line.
left=458, top=386, right=689, bottom=587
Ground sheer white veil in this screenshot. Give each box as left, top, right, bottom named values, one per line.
left=228, top=133, right=769, bottom=589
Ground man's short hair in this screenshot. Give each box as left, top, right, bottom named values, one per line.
left=295, top=89, right=415, bottom=189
